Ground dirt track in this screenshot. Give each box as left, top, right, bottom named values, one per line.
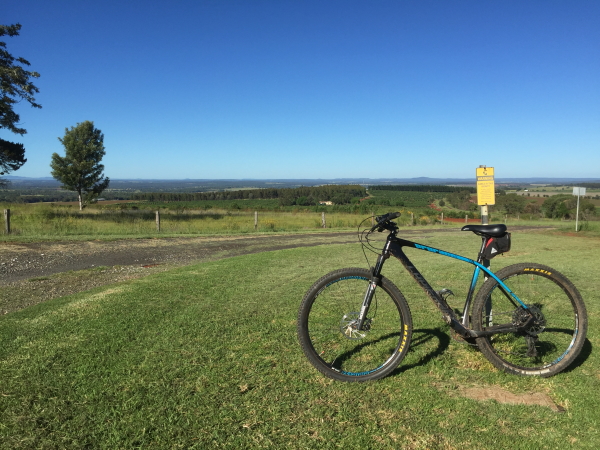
left=0, top=232, right=364, bottom=314
left=0, top=226, right=552, bottom=315
left=0, top=233, right=360, bottom=284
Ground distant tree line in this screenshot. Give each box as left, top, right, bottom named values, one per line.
left=0, top=190, right=77, bottom=203
left=0, top=189, right=127, bottom=203
left=369, top=185, right=477, bottom=193
left=131, top=185, right=367, bottom=206
left=568, top=182, right=600, bottom=189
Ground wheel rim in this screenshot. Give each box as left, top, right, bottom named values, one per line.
left=306, top=276, right=405, bottom=377
left=480, top=271, right=580, bottom=371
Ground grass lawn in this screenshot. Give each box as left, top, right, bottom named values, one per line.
left=1, top=229, right=599, bottom=449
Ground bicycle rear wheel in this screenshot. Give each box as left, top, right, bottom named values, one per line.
left=473, top=263, right=587, bottom=377
left=297, top=268, right=412, bottom=382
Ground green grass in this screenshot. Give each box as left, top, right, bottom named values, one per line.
left=557, top=220, right=600, bottom=236
left=1, top=230, right=599, bottom=448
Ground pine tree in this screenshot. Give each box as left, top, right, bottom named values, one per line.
left=50, top=121, right=110, bottom=210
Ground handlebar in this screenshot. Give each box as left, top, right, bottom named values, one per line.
left=370, top=211, right=401, bottom=232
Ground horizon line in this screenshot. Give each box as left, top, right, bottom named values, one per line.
left=4, top=176, right=600, bottom=182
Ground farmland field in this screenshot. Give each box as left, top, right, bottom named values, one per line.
left=1, top=182, right=599, bottom=242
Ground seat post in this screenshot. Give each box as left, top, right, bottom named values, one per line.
left=477, top=236, right=491, bottom=280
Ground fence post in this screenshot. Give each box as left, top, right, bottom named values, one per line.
left=155, top=210, right=160, bottom=232
left=254, top=211, right=258, bottom=230
left=4, top=209, right=9, bottom=234
left=411, top=213, right=414, bottom=226
left=321, top=212, right=326, bottom=228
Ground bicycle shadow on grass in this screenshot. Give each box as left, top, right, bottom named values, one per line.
left=387, top=328, right=593, bottom=377
left=327, top=327, right=450, bottom=373
left=390, top=327, right=451, bottom=376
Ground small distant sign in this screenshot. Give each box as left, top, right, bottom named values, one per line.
left=476, top=166, right=495, bottom=205
left=573, top=187, right=586, bottom=196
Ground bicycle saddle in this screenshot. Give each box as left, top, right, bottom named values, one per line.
left=461, top=224, right=507, bottom=237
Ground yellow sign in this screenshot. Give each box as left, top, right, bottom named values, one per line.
left=476, top=166, right=495, bottom=205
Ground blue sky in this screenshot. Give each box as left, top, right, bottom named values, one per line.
left=3, top=1, right=599, bottom=180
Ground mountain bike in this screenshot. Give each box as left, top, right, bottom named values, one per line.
left=297, top=212, right=587, bottom=381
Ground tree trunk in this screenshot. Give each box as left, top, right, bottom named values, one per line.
left=78, top=192, right=83, bottom=211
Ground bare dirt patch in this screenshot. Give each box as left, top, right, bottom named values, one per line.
left=459, top=386, right=565, bottom=412
left=436, top=382, right=565, bottom=411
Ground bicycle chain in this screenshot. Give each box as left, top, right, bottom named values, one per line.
left=468, top=309, right=542, bottom=357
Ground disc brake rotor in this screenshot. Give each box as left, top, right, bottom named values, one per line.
left=340, top=312, right=371, bottom=340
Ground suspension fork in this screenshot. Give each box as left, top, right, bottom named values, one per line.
left=356, top=237, right=392, bottom=330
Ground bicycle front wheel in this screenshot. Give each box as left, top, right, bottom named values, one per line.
left=473, top=263, right=587, bottom=377
left=297, top=268, right=412, bottom=382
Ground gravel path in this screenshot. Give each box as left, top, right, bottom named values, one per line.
left=0, top=226, right=552, bottom=315
left=0, top=233, right=360, bottom=314
left=0, top=233, right=359, bottom=283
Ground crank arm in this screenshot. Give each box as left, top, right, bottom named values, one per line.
left=470, top=323, right=521, bottom=338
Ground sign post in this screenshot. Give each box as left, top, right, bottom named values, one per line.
left=476, top=166, right=495, bottom=225
left=572, top=187, right=586, bottom=232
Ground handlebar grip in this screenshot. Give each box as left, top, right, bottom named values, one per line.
left=370, top=211, right=401, bottom=231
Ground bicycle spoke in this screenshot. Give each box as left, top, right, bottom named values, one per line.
left=474, top=263, right=587, bottom=376
left=298, top=268, right=412, bottom=381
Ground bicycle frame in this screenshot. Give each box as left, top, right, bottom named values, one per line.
left=359, top=231, right=530, bottom=339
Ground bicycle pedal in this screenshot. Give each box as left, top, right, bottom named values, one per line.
left=436, top=288, right=455, bottom=301
left=450, top=329, right=478, bottom=346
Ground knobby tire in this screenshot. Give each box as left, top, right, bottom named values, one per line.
left=297, top=268, right=412, bottom=382
left=473, top=263, right=587, bottom=377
